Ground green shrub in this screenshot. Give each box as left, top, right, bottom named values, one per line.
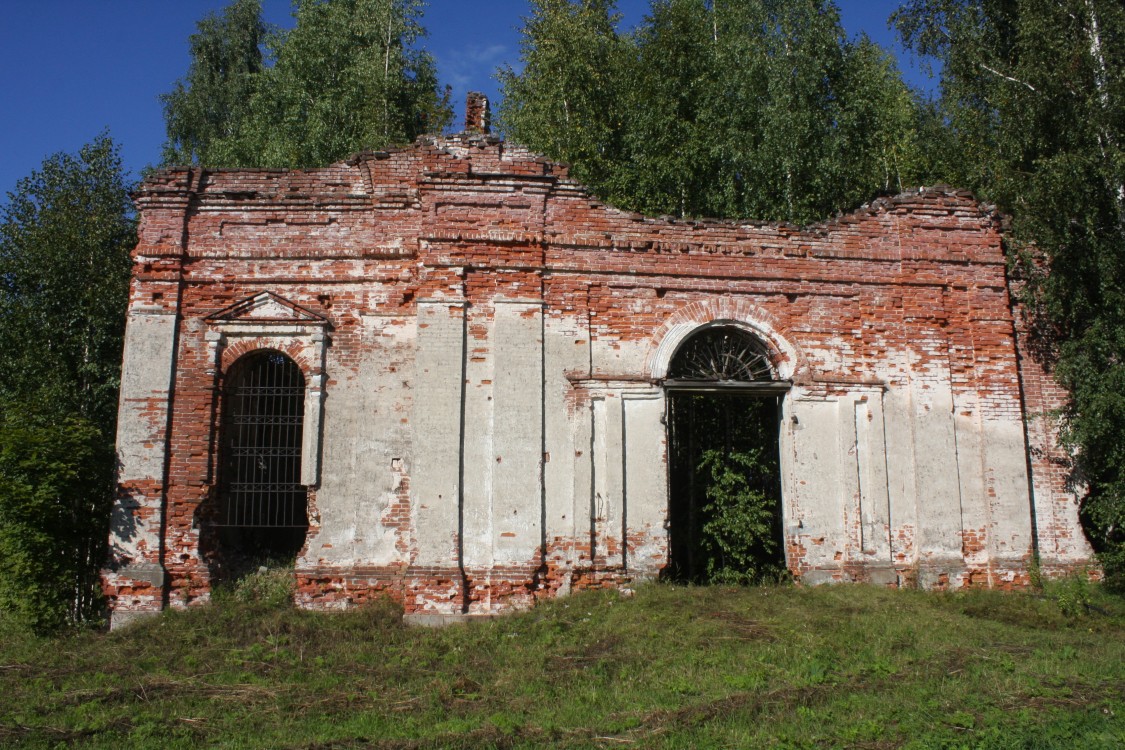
left=699, top=447, right=784, bottom=585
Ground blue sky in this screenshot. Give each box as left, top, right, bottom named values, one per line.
left=0, top=1, right=932, bottom=195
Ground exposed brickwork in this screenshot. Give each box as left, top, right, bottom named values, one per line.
left=1009, top=278, right=1101, bottom=580
left=102, top=130, right=1096, bottom=623
left=464, top=92, right=490, bottom=134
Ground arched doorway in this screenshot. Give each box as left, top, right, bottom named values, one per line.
left=664, top=326, right=788, bottom=583
left=211, top=350, right=309, bottom=579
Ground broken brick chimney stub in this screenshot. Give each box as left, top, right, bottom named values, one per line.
left=465, top=92, right=490, bottom=134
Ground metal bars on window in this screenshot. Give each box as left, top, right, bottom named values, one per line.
left=219, top=351, right=308, bottom=528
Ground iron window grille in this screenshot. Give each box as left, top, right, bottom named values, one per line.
left=218, top=351, right=308, bottom=528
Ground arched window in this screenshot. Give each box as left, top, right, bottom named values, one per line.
left=219, top=351, right=307, bottom=530
left=667, top=326, right=775, bottom=382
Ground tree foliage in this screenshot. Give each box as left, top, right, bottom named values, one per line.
left=895, top=0, right=1125, bottom=582
left=161, top=0, right=267, bottom=167
left=498, top=0, right=629, bottom=197
left=162, top=0, right=452, bottom=169
left=700, top=445, right=783, bottom=585
left=499, top=0, right=926, bottom=224
left=0, top=135, right=135, bottom=629
left=0, top=404, right=110, bottom=631
left=0, top=135, right=135, bottom=429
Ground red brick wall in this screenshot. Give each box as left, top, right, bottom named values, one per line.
left=104, top=134, right=1093, bottom=618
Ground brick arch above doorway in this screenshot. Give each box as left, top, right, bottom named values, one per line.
left=645, top=299, right=805, bottom=382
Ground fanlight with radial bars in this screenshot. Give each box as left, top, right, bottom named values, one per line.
left=667, top=327, right=774, bottom=382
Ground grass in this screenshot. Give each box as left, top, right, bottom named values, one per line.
left=1, top=573, right=1123, bottom=749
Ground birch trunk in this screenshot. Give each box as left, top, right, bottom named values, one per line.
left=1084, top=0, right=1125, bottom=225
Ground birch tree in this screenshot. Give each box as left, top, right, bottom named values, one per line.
left=499, top=0, right=925, bottom=224
left=161, top=0, right=451, bottom=169
left=160, top=0, right=266, bottom=167
left=497, top=0, right=630, bottom=196
left=0, top=135, right=134, bottom=630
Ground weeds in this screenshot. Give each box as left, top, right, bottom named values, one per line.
left=1047, top=572, right=1100, bottom=617
left=214, top=565, right=296, bottom=608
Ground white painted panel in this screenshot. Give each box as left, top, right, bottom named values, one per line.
left=313, top=315, right=411, bottom=566
left=982, top=419, right=1035, bottom=563
left=492, top=302, right=544, bottom=564
left=591, top=396, right=614, bottom=563
left=460, top=307, right=494, bottom=569
left=912, top=379, right=964, bottom=560
left=856, top=395, right=892, bottom=561
left=111, top=311, right=179, bottom=562
left=787, top=398, right=845, bottom=569
left=412, top=301, right=465, bottom=566
left=543, top=316, right=589, bottom=568
left=840, top=398, right=862, bottom=562
left=883, top=386, right=919, bottom=566
left=116, top=313, right=179, bottom=482
left=953, top=394, right=988, bottom=569
left=623, top=391, right=667, bottom=574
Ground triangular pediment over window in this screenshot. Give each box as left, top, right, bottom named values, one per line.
left=205, top=291, right=328, bottom=326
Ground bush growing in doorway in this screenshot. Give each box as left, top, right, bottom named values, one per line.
left=699, top=446, right=783, bottom=585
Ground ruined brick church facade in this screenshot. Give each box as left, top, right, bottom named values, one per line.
left=103, top=107, right=1094, bottom=627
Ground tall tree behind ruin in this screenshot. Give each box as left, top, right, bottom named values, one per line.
left=161, top=0, right=267, bottom=167
left=498, top=0, right=926, bottom=224
left=161, top=0, right=452, bottom=169
left=497, top=0, right=631, bottom=200
left=0, top=136, right=135, bottom=630
left=895, top=0, right=1125, bottom=584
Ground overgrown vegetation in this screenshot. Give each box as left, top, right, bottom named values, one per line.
left=667, top=390, right=785, bottom=585
left=499, top=0, right=928, bottom=224
left=699, top=446, right=785, bottom=585
left=0, top=406, right=110, bottom=633
left=1, top=583, right=1121, bottom=748
left=0, top=135, right=134, bottom=631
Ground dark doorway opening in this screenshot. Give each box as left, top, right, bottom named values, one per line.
left=205, top=350, right=309, bottom=583
left=666, top=392, right=784, bottom=583
left=663, top=326, right=786, bottom=584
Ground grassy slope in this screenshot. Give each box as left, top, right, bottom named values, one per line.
left=1, top=579, right=1122, bottom=749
